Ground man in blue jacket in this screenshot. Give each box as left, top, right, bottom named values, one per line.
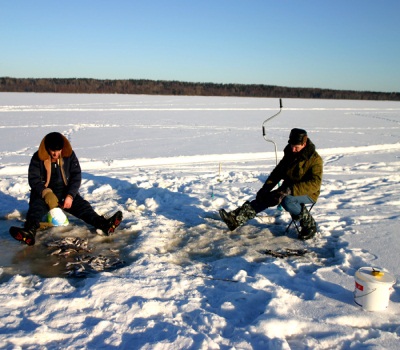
left=10, top=132, right=123, bottom=246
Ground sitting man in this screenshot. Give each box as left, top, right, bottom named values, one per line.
left=219, top=128, right=323, bottom=240
left=10, top=132, right=123, bottom=246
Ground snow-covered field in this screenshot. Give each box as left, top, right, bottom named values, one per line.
left=0, top=92, right=399, bottom=349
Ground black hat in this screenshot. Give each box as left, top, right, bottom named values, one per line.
left=288, top=128, right=307, bottom=145
left=44, top=132, right=64, bottom=151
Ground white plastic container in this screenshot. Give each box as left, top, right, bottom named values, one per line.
left=47, top=207, right=69, bottom=226
left=354, top=267, right=396, bottom=311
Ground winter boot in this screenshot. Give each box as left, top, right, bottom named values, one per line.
left=9, top=221, right=39, bottom=246
left=219, top=202, right=256, bottom=231
left=97, top=210, right=123, bottom=235
left=298, top=204, right=317, bottom=240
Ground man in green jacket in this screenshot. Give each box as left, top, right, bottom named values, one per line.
left=219, top=128, right=323, bottom=240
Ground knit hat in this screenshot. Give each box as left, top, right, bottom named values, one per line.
left=44, top=132, right=64, bottom=151
left=288, top=128, right=307, bottom=145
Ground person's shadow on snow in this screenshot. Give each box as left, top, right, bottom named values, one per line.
left=0, top=190, right=28, bottom=221
left=0, top=190, right=29, bottom=244
left=82, top=172, right=208, bottom=227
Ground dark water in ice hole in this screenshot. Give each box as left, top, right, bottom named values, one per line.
left=1, top=214, right=333, bottom=283
left=0, top=222, right=138, bottom=283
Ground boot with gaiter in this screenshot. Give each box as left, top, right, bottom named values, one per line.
left=9, top=220, right=40, bottom=246
left=298, top=204, right=317, bottom=240
left=95, top=210, right=123, bottom=235
left=219, top=202, right=257, bottom=231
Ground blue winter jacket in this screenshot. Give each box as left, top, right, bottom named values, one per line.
left=28, top=135, right=82, bottom=199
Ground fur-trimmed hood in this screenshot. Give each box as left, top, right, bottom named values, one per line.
left=28, top=134, right=82, bottom=199
left=37, top=134, right=73, bottom=161
left=36, top=134, right=73, bottom=189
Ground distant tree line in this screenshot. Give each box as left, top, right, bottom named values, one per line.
left=0, top=77, right=399, bottom=101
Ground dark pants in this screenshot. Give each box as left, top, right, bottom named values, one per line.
left=26, top=192, right=102, bottom=229
left=250, top=189, right=281, bottom=213
left=250, top=190, right=314, bottom=216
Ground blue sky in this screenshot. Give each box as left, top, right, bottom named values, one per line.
left=1, top=0, right=399, bottom=92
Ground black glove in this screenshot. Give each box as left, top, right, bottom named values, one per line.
left=277, top=186, right=291, bottom=196
left=278, top=187, right=291, bottom=203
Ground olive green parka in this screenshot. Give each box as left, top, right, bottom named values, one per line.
left=262, top=139, right=323, bottom=202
